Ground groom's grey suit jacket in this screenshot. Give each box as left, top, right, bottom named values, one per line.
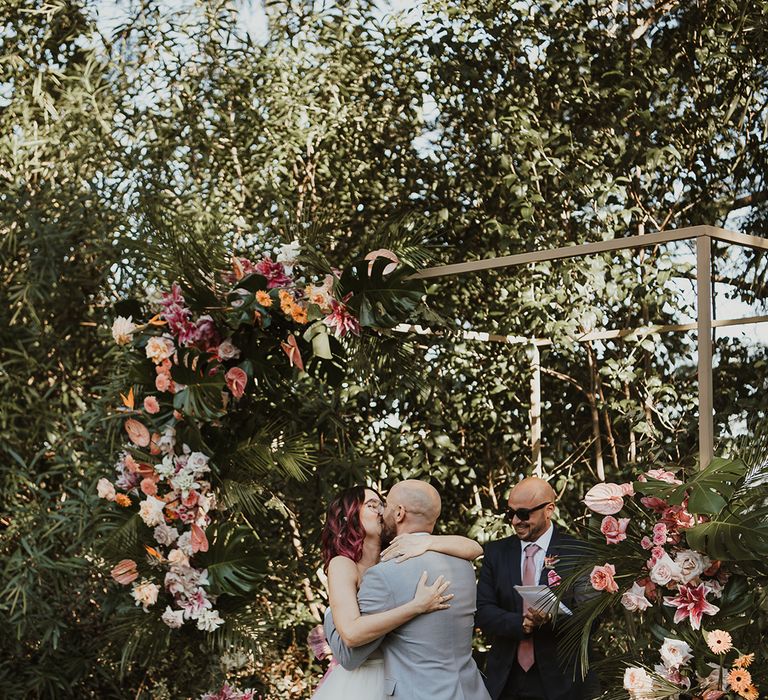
left=324, top=550, right=491, bottom=700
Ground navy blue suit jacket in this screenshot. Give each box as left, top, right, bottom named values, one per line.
left=475, top=524, right=598, bottom=700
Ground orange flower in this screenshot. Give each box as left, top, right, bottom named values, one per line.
left=739, top=685, right=759, bottom=700
left=728, top=668, right=752, bottom=694
left=705, top=629, right=733, bottom=654
left=291, top=305, right=308, bottom=324
left=279, top=289, right=294, bottom=315
left=734, top=654, right=755, bottom=669
left=115, top=493, right=132, bottom=507
left=256, top=290, right=272, bottom=307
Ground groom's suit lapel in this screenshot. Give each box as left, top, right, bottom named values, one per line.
left=507, top=536, right=523, bottom=590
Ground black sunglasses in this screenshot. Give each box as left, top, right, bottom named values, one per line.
left=505, top=501, right=552, bottom=522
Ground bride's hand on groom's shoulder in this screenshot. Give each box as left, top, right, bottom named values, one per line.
left=380, top=534, right=433, bottom=562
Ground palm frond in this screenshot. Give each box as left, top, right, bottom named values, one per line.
left=196, top=523, right=267, bottom=596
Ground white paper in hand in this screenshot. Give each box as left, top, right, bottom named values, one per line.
left=514, top=585, right=573, bottom=616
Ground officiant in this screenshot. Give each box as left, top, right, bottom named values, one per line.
left=476, top=477, right=599, bottom=700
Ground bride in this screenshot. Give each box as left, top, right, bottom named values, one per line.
left=311, top=485, right=482, bottom=698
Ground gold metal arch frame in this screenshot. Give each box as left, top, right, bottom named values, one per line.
left=400, top=225, right=768, bottom=472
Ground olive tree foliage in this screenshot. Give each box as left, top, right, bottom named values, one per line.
left=1, top=0, right=767, bottom=696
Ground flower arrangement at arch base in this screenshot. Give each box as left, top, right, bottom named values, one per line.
left=96, top=240, right=436, bottom=663
left=559, top=449, right=768, bottom=700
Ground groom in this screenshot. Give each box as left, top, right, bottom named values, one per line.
left=324, top=479, right=490, bottom=700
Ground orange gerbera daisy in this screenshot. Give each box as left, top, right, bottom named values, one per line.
left=728, top=668, right=752, bottom=694
left=291, top=305, right=308, bottom=324
left=256, top=290, right=272, bottom=307
left=734, top=653, right=755, bottom=669
left=278, top=289, right=294, bottom=314
left=705, top=629, right=733, bottom=654
left=739, top=685, right=759, bottom=700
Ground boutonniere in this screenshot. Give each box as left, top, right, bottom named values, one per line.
left=547, top=569, right=562, bottom=587
left=544, top=555, right=559, bottom=570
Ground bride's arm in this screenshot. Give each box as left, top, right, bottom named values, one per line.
left=328, top=555, right=451, bottom=648
left=380, top=534, right=483, bottom=562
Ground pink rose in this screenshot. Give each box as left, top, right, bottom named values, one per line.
left=143, top=396, right=160, bottom=414
left=621, top=581, right=652, bottom=612
left=225, top=366, right=248, bottom=399
left=640, top=536, right=653, bottom=550
left=600, top=516, right=630, bottom=544
left=584, top=483, right=625, bottom=515
left=155, top=372, right=172, bottom=393
left=652, top=522, right=668, bottom=545
left=590, top=563, right=619, bottom=593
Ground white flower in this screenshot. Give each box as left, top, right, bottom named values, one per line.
left=276, top=239, right=301, bottom=266
left=131, top=580, right=160, bottom=611
left=170, top=471, right=197, bottom=496
left=195, top=608, right=224, bottom=632
left=703, top=579, right=724, bottom=599
left=155, top=454, right=176, bottom=479
left=153, top=524, right=179, bottom=546
left=216, top=339, right=241, bottom=361
left=674, top=549, right=710, bottom=584
left=161, top=605, right=185, bottom=629
left=177, top=531, right=194, bottom=555
left=623, top=667, right=653, bottom=697
left=157, top=427, right=176, bottom=454
left=659, top=637, right=693, bottom=669
left=186, top=451, right=210, bottom=475
left=145, top=336, right=175, bottom=364
left=96, top=478, right=116, bottom=501
left=649, top=552, right=683, bottom=586
left=111, top=316, right=136, bottom=345
left=621, top=582, right=652, bottom=612
left=167, top=548, right=190, bottom=570
left=138, top=496, right=167, bottom=527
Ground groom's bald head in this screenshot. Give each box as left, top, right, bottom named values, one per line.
left=382, top=480, right=441, bottom=541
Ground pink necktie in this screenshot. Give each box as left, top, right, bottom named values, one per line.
left=517, top=543, right=540, bottom=671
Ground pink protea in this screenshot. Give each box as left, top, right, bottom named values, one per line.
left=324, top=295, right=361, bottom=338
left=255, top=256, right=293, bottom=288
left=663, top=583, right=720, bottom=630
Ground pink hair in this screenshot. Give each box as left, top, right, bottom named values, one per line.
left=321, top=485, right=381, bottom=572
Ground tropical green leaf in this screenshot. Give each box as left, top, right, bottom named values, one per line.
left=634, top=457, right=748, bottom=514
left=196, top=523, right=267, bottom=596
left=684, top=507, right=768, bottom=561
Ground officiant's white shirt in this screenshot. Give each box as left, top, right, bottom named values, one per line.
left=519, top=523, right=553, bottom=582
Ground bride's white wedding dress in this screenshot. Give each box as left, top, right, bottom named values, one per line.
left=311, top=651, right=384, bottom=699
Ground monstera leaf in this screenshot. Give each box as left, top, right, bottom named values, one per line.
left=685, top=506, right=768, bottom=561
left=339, top=256, right=424, bottom=328
left=197, top=523, right=267, bottom=596
left=634, top=457, right=748, bottom=514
